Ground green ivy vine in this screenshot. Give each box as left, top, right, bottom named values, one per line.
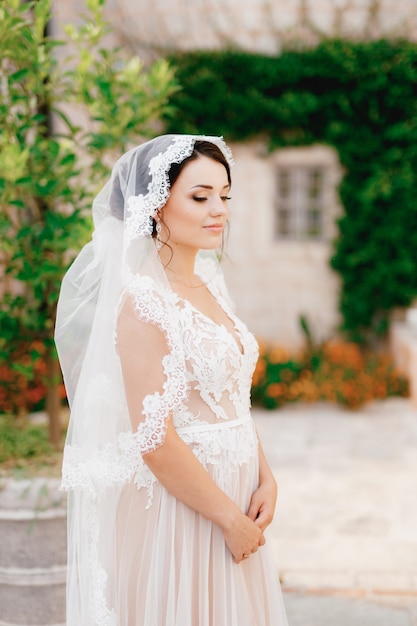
left=165, top=40, right=417, bottom=341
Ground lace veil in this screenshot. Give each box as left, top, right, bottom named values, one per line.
left=56, top=133, right=234, bottom=483
left=54, top=135, right=234, bottom=625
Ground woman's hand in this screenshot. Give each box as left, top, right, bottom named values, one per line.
left=222, top=511, right=266, bottom=564
left=247, top=438, right=278, bottom=532
left=247, top=476, right=277, bottom=532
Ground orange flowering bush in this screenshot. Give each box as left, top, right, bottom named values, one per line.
left=251, top=340, right=409, bottom=410
left=0, top=341, right=66, bottom=416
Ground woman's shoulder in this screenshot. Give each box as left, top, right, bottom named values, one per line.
left=195, top=254, right=235, bottom=311
left=124, top=273, right=178, bottom=325
left=126, top=272, right=172, bottom=298
left=195, top=254, right=223, bottom=292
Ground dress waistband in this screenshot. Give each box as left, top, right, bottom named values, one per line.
left=175, top=413, right=251, bottom=435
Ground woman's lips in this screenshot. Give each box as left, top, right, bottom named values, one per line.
left=203, top=224, right=224, bottom=233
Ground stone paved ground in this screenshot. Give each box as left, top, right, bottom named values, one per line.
left=253, top=398, right=417, bottom=625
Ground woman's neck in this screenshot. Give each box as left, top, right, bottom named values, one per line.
left=158, top=244, right=200, bottom=287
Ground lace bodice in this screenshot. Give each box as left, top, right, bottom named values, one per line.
left=123, top=261, right=259, bottom=445
left=61, top=260, right=259, bottom=496
left=173, top=289, right=257, bottom=426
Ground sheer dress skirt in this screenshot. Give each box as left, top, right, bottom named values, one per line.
left=115, top=414, right=288, bottom=626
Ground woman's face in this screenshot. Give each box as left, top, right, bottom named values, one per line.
left=159, top=155, right=230, bottom=254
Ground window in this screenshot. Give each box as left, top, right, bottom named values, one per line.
left=273, top=146, right=341, bottom=242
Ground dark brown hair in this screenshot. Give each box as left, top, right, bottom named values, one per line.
left=167, top=140, right=231, bottom=189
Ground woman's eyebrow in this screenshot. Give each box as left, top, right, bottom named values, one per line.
left=191, top=184, right=230, bottom=190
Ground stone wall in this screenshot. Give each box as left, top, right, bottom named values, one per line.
left=0, top=478, right=67, bottom=626
left=53, top=0, right=417, bottom=60
left=106, top=0, right=417, bottom=60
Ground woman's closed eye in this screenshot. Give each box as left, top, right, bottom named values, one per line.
left=192, top=196, right=232, bottom=202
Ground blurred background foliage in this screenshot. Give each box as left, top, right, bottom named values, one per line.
left=251, top=318, right=409, bottom=410
left=165, top=41, right=417, bottom=342
left=0, top=0, right=178, bottom=444
left=1, top=1, right=415, bottom=451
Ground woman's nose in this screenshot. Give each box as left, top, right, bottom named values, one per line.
left=210, top=197, right=228, bottom=216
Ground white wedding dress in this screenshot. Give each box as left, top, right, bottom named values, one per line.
left=61, top=258, right=288, bottom=626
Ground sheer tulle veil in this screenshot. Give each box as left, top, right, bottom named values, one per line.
left=54, top=135, right=234, bottom=625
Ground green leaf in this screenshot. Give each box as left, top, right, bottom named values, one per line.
left=8, top=199, right=26, bottom=208
left=60, top=153, right=76, bottom=167
left=8, top=68, right=30, bottom=83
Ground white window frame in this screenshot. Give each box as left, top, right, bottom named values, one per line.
left=271, top=145, right=343, bottom=243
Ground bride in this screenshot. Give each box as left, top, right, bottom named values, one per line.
left=55, top=134, right=288, bottom=625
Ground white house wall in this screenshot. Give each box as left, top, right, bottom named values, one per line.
left=223, top=143, right=342, bottom=348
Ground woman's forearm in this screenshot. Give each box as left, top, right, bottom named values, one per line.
left=258, top=438, right=277, bottom=488
left=142, top=417, right=265, bottom=562
left=143, top=418, right=239, bottom=527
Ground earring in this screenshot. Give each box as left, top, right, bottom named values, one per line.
left=155, top=221, right=162, bottom=251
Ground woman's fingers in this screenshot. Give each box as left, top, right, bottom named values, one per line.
left=224, top=514, right=266, bottom=563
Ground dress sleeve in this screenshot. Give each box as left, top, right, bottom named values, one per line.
left=116, top=278, right=187, bottom=455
